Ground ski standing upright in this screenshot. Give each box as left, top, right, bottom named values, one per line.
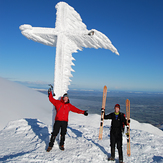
left=99, top=85, right=107, bottom=140
left=126, top=99, right=131, bottom=156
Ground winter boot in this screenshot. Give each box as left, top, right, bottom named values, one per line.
left=108, top=156, right=115, bottom=161
left=119, top=160, right=124, bottom=163
left=46, top=146, right=52, bottom=152
left=59, top=145, right=64, bottom=151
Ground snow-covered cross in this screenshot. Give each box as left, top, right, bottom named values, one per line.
left=19, top=2, right=119, bottom=99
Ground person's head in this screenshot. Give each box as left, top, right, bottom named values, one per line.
left=63, top=93, right=69, bottom=103
left=114, top=104, right=120, bottom=113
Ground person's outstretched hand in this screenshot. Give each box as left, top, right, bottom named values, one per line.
left=84, top=110, right=88, bottom=116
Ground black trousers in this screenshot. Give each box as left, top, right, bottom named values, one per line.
left=49, top=121, right=68, bottom=147
left=110, top=128, right=123, bottom=160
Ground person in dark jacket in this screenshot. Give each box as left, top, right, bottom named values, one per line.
left=47, top=90, right=88, bottom=152
left=102, top=104, right=130, bottom=163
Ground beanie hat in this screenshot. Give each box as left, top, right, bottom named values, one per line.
left=63, top=93, right=69, bottom=98
left=114, top=104, right=120, bottom=109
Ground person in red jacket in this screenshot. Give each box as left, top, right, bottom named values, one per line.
left=47, top=90, right=88, bottom=152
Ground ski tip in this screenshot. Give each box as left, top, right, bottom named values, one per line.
left=126, top=99, right=130, bottom=102
left=104, top=85, right=107, bottom=89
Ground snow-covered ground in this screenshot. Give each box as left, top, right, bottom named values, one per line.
left=0, top=77, right=163, bottom=162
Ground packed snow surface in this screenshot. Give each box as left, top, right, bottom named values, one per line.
left=0, top=77, right=163, bottom=162
left=19, top=2, right=119, bottom=99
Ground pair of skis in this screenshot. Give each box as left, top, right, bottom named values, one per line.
left=98, top=86, right=131, bottom=157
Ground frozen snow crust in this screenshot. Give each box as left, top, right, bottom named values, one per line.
left=0, top=77, right=163, bottom=162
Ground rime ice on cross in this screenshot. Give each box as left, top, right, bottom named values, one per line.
left=19, top=2, right=119, bottom=100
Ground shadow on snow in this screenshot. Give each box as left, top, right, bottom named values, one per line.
left=68, top=126, right=108, bottom=156
left=25, top=118, right=50, bottom=150
left=152, top=156, right=163, bottom=163
left=0, top=118, right=50, bottom=162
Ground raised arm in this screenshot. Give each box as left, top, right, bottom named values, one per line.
left=104, top=113, right=112, bottom=119
left=49, top=91, right=58, bottom=106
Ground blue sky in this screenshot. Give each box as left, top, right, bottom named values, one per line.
left=0, top=0, right=163, bottom=92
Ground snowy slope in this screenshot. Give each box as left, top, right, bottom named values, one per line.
left=0, top=77, right=52, bottom=130
left=0, top=77, right=163, bottom=162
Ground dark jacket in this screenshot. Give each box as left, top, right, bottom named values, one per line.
left=104, top=112, right=127, bottom=132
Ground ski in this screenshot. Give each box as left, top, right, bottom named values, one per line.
left=126, top=99, right=131, bottom=156
left=99, top=85, right=107, bottom=140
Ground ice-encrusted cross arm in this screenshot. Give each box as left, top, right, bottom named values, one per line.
left=19, top=2, right=119, bottom=99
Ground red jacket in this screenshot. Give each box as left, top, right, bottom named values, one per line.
left=49, top=92, right=85, bottom=122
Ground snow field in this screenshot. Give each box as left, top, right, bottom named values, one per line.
left=0, top=115, right=163, bottom=162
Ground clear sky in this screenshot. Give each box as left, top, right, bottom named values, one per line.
left=0, top=0, right=163, bottom=92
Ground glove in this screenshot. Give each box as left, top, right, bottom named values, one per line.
left=127, top=119, right=130, bottom=125
left=48, top=88, right=51, bottom=97
left=84, top=110, right=88, bottom=116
